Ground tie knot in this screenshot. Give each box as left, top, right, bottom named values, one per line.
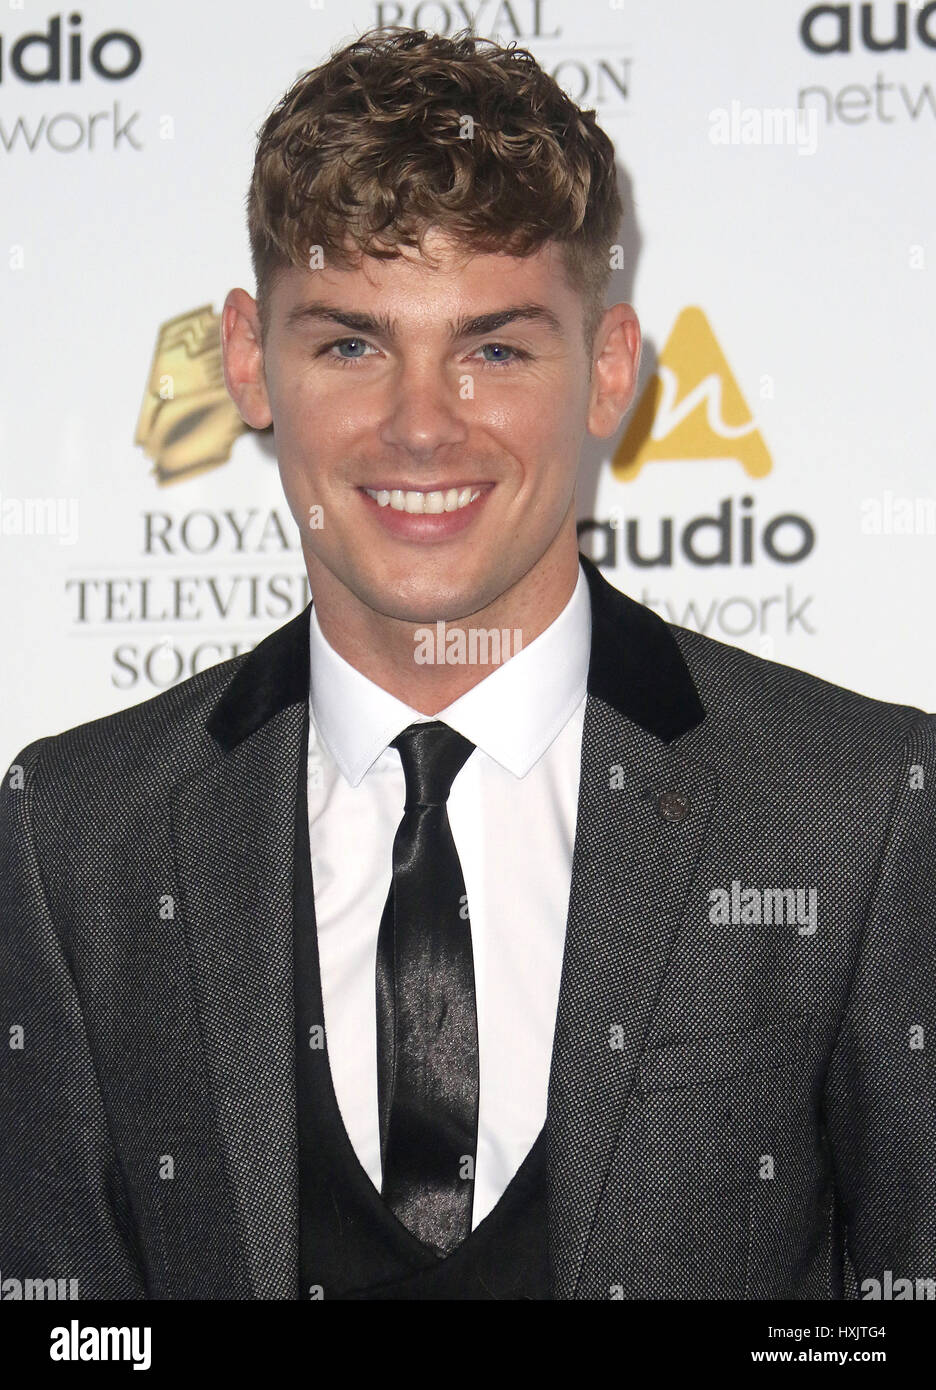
left=391, top=720, right=476, bottom=808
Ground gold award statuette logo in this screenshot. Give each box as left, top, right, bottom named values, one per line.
left=613, top=306, right=772, bottom=482
left=135, top=305, right=248, bottom=485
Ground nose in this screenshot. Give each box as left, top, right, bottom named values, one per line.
left=378, top=355, right=469, bottom=463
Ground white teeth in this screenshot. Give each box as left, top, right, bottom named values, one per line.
left=364, top=487, right=484, bottom=513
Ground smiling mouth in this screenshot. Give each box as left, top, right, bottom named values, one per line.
left=360, top=485, right=490, bottom=514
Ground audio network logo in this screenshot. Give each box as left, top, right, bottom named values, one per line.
left=797, top=2, right=936, bottom=126
left=612, top=306, right=772, bottom=483
left=581, top=309, right=816, bottom=648
left=0, top=12, right=144, bottom=154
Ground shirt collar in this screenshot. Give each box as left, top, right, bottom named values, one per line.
left=309, top=559, right=591, bottom=785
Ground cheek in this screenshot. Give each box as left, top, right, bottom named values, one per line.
left=268, top=390, right=326, bottom=490
left=273, top=455, right=312, bottom=538
left=272, top=372, right=371, bottom=474
left=490, top=368, right=584, bottom=439
left=501, top=393, right=583, bottom=476
left=271, top=380, right=316, bottom=445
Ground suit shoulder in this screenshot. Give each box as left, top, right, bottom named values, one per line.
left=4, top=650, right=250, bottom=802
left=668, top=621, right=933, bottom=755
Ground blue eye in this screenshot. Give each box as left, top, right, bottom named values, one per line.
left=326, top=337, right=372, bottom=363
left=477, top=343, right=529, bottom=368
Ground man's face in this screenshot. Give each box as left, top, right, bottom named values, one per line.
left=237, top=229, right=611, bottom=624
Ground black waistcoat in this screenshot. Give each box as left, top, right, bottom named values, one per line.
left=292, top=715, right=552, bottom=1300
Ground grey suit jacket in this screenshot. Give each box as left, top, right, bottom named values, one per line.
left=2, top=554, right=934, bottom=1299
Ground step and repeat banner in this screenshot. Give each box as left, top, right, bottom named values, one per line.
left=2, top=0, right=934, bottom=764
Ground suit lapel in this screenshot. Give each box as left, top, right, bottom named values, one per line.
left=170, top=606, right=311, bottom=1298
left=547, top=557, right=716, bottom=1298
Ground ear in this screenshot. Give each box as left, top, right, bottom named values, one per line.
left=586, top=304, right=642, bottom=439
left=221, top=287, right=273, bottom=429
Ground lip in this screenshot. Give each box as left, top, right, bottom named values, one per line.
left=357, top=483, right=493, bottom=541
left=360, top=482, right=493, bottom=495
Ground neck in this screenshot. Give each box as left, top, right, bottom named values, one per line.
left=306, top=528, right=581, bottom=715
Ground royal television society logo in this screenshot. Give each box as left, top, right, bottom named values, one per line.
left=135, top=306, right=247, bottom=485
left=612, top=306, right=772, bottom=483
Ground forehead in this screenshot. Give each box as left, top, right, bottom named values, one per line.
left=271, top=228, right=578, bottom=319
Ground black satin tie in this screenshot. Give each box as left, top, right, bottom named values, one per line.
left=375, top=720, right=479, bottom=1257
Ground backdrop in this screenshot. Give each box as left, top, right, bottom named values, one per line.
left=2, top=0, right=934, bottom=768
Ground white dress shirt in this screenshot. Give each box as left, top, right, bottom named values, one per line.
left=306, top=560, right=591, bottom=1227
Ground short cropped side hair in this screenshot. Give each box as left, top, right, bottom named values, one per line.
left=247, top=26, right=623, bottom=354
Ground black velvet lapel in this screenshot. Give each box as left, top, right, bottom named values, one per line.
left=206, top=552, right=706, bottom=751
left=578, top=553, right=705, bottom=740
left=207, top=603, right=311, bottom=751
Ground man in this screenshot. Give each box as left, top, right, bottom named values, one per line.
left=1, top=26, right=934, bottom=1302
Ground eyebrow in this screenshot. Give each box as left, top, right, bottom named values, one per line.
left=282, top=300, right=565, bottom=341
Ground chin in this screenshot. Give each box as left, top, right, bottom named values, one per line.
left=368, top=576, right=491, bottom=626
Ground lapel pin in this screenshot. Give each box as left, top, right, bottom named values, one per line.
left=657, top=789, right=691, bottom=824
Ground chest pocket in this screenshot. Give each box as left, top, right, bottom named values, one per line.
left=636, top=1015, right=809, bottom=1095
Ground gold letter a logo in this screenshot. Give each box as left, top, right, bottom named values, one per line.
left=612, top=307, right=772, bottom=482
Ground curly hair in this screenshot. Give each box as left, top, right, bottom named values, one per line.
left=247, top=26, right=623, bottom=354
